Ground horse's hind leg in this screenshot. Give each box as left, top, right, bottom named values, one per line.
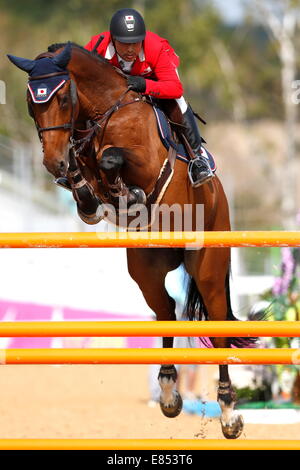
left=185, top=247, right=244, bottom=439
left=216, top=364, right=243, bottom=439
left=127, top=248, right=183, bottom=418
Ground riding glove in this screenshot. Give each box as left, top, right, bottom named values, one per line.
left=127, top=75, right=146, bottom=93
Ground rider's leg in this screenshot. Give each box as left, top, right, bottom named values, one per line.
left=56, top=97, right=214, bottom=192
left=176, top=97, right=214, bottom=188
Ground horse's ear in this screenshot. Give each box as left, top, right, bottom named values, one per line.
left=52, top=42, right=72, bottom=69
left=7, top=54, right=35, bottom=73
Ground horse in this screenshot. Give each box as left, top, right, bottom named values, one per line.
left=8, top=42, right=255, bottom=439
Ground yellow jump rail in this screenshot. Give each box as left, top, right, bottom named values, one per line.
left=0, top=438, right=299, bottom=450
left=0, top=320, right=298, bottom=337
left=0, top=231, right=300, bottom=248
left=0, top=347, right=299, bottom=365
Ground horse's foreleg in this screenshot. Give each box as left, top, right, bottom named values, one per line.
left=98, top=147, right=146, bottom=206
left=68, top=151, right=102, bottom=225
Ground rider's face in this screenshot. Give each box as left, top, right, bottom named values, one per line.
left=114, top=40, right=142, bottom=62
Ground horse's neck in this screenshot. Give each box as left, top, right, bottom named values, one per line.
left=70, top=51, right=126, bottom=120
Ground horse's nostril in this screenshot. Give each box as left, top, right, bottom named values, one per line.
left=59, top=161, right=66, bottom=170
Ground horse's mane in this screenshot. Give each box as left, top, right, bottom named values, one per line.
left=47, top=41, right=110, bottom=66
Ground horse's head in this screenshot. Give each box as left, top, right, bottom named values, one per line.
left=7, top=43, right=78, bottom=177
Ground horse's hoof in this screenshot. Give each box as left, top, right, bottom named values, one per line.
left=159, top=391, right=183, bottom=418
left=77, top=207, right=104, bottom=225
left=54, top=177, right=72, bottom=191
left=220, top=413, right=244, bottom=439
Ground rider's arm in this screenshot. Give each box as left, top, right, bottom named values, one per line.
left=143, top=47, right=183, bottom=99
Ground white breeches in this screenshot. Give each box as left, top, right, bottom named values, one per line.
left=176, top=96, right=188, bottom=114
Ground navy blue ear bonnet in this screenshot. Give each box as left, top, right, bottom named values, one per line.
left=7, top=43, right=71, bottom=103
left=28, top=58, right=69, bottom=103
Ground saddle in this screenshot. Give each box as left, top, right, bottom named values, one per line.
left=69, top=101, right=217, bottom=213
left=152, top=105, right=216, bottom=172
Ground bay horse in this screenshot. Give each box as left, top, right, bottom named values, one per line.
left=8, top=42, right=255, bottom=439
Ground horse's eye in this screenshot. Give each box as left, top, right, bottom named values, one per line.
left=60, top=95, right=69, bottom=108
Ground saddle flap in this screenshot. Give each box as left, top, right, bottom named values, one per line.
left=153, top=106, right=216, bottom=172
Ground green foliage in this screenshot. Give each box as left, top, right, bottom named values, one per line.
left=236, top=385, right=272, bottom=403
left=1, top=0, right=299, bottom=139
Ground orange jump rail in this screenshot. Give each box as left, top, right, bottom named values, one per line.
left=0, top=348, right=299, bottom=365
left=0, top=231, right=300, bottom=248
left=0, top=438, right=299, bottom=450
left=0, top=320, right=298, bottom=337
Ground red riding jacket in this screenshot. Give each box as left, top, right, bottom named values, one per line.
left=85, top=31, right=183, bottom=99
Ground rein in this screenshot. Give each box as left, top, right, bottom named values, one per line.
left=71, top=87, right=142, bottom=155
left=28, top=71, right=142, bottom=155
left=28, top=61, right=178, bottom=216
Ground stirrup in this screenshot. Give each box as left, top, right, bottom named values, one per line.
left=54, top=177, right=72, bottom=192
left=188, top=157, right=214, bottom=188
left=128, top=186, right=147, bottom=205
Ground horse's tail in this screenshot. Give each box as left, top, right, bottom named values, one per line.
left=183, top=269, right=266, bottom=348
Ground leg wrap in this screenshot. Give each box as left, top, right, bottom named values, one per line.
left=158, top=365, right=178, bottom=382
left=218, top=380, right=237, bottom=405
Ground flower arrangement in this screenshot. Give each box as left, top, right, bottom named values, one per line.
left=270, top=247, right=300, bottom=323
left=260, top=246, right=300, bottom=404
left=236, top=245, right=300, bottom=406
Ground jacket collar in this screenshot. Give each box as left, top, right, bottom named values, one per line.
left=105, top=41, right=116, bottom=60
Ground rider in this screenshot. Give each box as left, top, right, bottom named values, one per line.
left=84, top=8, right=214, bottom=188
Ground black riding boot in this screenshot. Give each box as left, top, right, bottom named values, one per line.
left=182, top=105, right=214, bottom=187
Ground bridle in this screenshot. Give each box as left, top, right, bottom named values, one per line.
left=27, top=71, right=78, bottom=142
left=27, top=70, right=142, bottom=154
left=26, top=61, right=179, bottom=216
